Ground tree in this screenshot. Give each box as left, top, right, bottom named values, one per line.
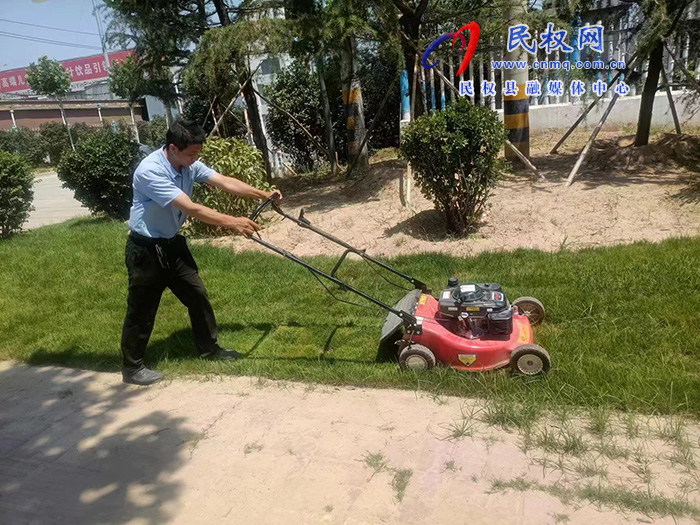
left=104, top=0, right=209, bottom=70
left=187, top=11, right=285, bottom=181
left=390, top=0, right=430, bottom=119
left=209, top=1, right=275, bottom=181
left=265, top=61, right=326, bottom=170
left=104, top=0, right=210, bottom=126
left=106, top=0, right=276, bottom=179
left=327, top=0, right=372, bottom=172
left=284, top=0, right=339, bottom=174
left=25, top=55, right=75, bottom=151
left=109, top=54, right=146, bottom=141
left=634, top=0, right=691, bottom=146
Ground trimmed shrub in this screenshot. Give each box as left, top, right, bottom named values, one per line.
left=0, top=127, right=47, bottom=166
left=40, top=122, right=101, bottom=165
left=183, top=137, right=274, bottom=237
left=57, top=127, right=139, bottom=220
left=400, top=99, right=507, bottom=235
left=39, top=122, right=71, bottom=165
left=0, top=151, right=34, bottom=238
left=136, top=115, right=168, bottom=148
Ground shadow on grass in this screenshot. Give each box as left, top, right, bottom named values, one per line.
left=145, top=322, right=398, bottom=367
left=0, top=363, right=194, bottom=523
left=66, top=215, right=120, bottom=228
left=22, top=319, right=397, bottom=375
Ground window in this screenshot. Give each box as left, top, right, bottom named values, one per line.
left=260, top=57, right=281, bottom=76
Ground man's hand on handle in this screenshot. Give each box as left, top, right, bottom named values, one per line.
left=171, top=187, right=281, bottom=238
left=225, top=217, right=261, bottom=237
left=264, top=190, right=283, bottom=204
left=222, top=191, right=282, bottom=238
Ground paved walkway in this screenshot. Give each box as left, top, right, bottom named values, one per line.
left=24, top=173, right=90, bottom=230
left=1, top=361, right=693, bottom=525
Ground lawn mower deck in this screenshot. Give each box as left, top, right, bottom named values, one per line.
left=382, top=288, right=548, bottom=374
left=250, top=195, right=551, bottom=376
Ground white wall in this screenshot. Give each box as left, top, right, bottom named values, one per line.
left=496, top=91, right=700, bottom=129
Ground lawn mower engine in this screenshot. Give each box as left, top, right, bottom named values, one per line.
left=389, top=277, right=550, bottom=375
left=438, top=278, right=513, bottom=339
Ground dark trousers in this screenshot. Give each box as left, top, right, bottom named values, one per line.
left=120, top=233, right=219, bottom=372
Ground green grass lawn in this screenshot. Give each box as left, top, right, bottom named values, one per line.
left=1, top=217, right=699, bottom=416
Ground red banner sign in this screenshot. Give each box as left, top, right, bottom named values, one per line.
left=0, top=50, right=133, bottom=94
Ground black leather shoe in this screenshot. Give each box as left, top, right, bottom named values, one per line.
left=122, top=367, right=164, bottom=386
left=200, top=347, right=242, bottom=360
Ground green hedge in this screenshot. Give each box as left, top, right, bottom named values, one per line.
left=0, top=128, right=47, bottom=166
left=57, top=127, right=139, bottom=220
left=0, top=151, right=34, bottom=238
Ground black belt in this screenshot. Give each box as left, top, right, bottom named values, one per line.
left=129, top=231, right=180, bottom=246
left=129, top=231, right=182, bottom=269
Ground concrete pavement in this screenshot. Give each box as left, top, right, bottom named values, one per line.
left=1, top=361, right=696, bottom=525
left=24, top=172, right=90, bottom=230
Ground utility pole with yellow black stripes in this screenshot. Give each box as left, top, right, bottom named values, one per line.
left=503, top=0, right=530, bottom=160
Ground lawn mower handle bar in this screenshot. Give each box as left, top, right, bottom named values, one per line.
left=249, top=234, right=418, bottom=326
left=247, top=194, right=425, bottom=328
left=249, top=194, right=428, bottom=293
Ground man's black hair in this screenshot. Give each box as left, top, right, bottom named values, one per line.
left=165, top=119, right=206, bottom=150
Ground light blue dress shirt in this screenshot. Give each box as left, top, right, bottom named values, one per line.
left=128, top=147, right=215, bottom=239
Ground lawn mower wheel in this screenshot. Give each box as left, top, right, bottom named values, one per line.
left=510, top=344, right=551, bottom=375
left=399, top=344, right=436, bottom=371
left=512, top=296, right=545, bottom=325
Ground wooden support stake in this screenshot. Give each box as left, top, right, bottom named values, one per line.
left=551, top=52, right=638, bottom=154
left=208, top=63, right=262, bottom=138
left=252, top=87, right=329, bottom=159
left=565, top=93, right=620, bottom=188
left=664, top=40, right=700, bottom=95
left=283, top=161, right=298, bottom=177
left=660, top=67, right=682, bottom=134
left=505, top=140, right=542, bottom=179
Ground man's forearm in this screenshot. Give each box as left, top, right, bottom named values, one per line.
left=186, top=203, right=235, bottom=228
left=221, top=177, right=267, bottom=199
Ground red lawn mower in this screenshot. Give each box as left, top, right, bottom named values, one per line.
left=250, top=196, right=551, bottom=376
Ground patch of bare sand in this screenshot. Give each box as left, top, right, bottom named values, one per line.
left=1, top=362, right=698, bottom=524
left=206, top=132, right=700, bottom=258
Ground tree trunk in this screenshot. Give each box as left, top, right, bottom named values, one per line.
left=212, top=0, right=229, bottom=26
left=401, top=21, right=427, bottom=119
left=504, top=0, right=530, bottom=160
left=317, top=57, right=337, bottom=175
left=214, top=0, right=271, bottom=180
left=195, top=0, right=208, bottom=26
left=635, top=41, right=664, bottom=147
left=340, top=34, right=369, bottom=174
left=129, top=103, right=140, bottom=142
left=164, top=104, right=173, bottom=127
left=237, top=64, right=272, bottom=181
left=58, top=100, right=75, bottom=152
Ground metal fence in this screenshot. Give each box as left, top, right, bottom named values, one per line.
left=418, top=1, right=700, bottom=113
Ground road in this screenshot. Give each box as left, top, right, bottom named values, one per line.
left=24, top=172, right=90, bottom=229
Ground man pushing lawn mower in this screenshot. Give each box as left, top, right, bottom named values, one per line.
left=121, top=120, right=281, bottom=386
